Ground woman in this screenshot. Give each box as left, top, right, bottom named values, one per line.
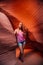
left=14, top=22, right=26, bottom=62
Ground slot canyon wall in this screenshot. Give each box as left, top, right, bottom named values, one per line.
left=0, top=8, right=20, bottom=46
left=0, top=0, right=43, bottom=51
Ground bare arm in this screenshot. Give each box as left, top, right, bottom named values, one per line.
left=14, top=29, right=18, bottom=43
left=14, top=29, right=17, bottom=35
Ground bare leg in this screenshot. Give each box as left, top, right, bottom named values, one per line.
left=23, top=41, right=26, bottom=49
left=19, top=44, right=23, bottom=54
left=18, top=43, right=24, bottom=62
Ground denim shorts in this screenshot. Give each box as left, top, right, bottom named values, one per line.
left=18, top=41, right=26, bottom=46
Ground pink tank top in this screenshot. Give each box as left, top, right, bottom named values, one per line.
left=17, top=31, right=25, bottom=43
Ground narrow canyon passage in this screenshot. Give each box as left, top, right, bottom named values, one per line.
left=0, top=0, right=43, bottom=65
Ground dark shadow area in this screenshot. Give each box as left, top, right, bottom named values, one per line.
left=38, top=0, right=43, bottom=2
left=24, top=29, right=43, bottom=54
